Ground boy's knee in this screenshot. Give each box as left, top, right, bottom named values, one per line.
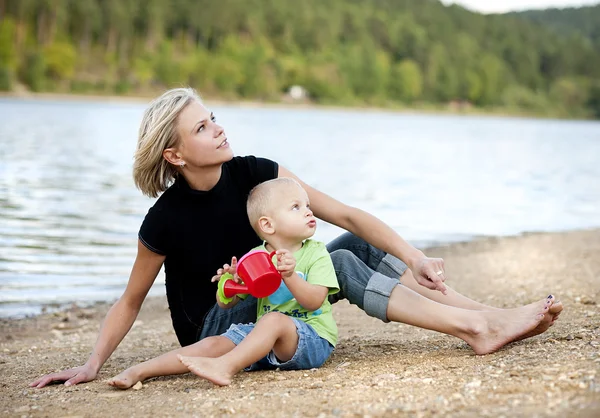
left=259, top=312, right=294, bottom=331
left=199, top=335, right=230, bottom=352
left=259, top=311, right=287, bottom=323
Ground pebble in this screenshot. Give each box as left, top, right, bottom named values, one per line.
left=465, top=380, right=482, bottom=389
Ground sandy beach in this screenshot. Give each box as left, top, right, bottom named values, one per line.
left=1, top=229, right=599, bottom=417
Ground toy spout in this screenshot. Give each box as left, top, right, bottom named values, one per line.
left=222, top=280, right=249, bottom=298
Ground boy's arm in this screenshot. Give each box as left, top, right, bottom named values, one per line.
left=215, top=290, right=241, bottom=309
left=281, top=272, right=328, bottom=311
left=212, top=256, right=243, bottom=309
left=276, top=248, right=332, bottom=311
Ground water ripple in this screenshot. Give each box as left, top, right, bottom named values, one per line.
left=1, top=98, right=599, bottom=317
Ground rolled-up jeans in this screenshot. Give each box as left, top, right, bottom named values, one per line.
left=197, top=232, right=408, bottom=341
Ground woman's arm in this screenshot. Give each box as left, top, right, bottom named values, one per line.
left=30, top=240, right=165, bottom=388
left=278, top=166, right=447, bottom=294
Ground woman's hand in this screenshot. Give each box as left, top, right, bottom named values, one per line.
left=276, top=249, right=297, bottom=278
left=29, top=364, right=97, bottom=388
left=410, top=256, right=448, bottom=294
left=211, top=256, right=242, bottom=283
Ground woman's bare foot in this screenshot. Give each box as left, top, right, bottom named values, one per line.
left=107, top=367, right=143, bottom=390
left=463, top=296, right=555, bottom=355
left=514, top=300, right=563, bottom=342
left=178, top=355, right=234, bottom=386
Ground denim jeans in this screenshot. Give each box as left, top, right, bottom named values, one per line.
left=197, top=232, right=408, bottom=341
left=221, top=317, right=334, bottom=371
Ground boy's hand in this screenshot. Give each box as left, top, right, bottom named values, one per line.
left=276, top=249, right=296, bottom=278
left=211, top=256, right=242, bottom=283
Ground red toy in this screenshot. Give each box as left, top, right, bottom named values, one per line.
left=218, top=250, right=282, bottom=303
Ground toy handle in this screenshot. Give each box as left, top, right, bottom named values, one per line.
left=269, top=250, right=277, bottom=266
left=218, top=273, right=248, bottom=303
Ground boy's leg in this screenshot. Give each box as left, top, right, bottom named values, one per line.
left=107, top=335, right=235, bottom=389
left=179, top=312, right=299, bottom=386
left=107, top=297, right=260, bottom=390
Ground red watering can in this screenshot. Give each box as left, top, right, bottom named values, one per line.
left=218, top=250, right=282, bottom=303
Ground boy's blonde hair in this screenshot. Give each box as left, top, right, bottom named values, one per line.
left=133, top=87, right=202, bottom=197
left=247, top=177, right=303, bottom=238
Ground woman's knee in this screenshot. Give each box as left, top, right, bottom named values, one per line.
left=328, top=234, right=386, bottom=270
left=326, top=232, right=367, bottom=253
left=329, top=249, right=359, bottom=269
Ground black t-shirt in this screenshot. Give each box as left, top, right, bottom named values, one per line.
left=139, top=156, right=279, bottom=346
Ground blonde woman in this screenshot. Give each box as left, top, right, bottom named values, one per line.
left=31, top=88, right=562, bottom=389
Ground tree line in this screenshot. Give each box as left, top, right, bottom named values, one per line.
left=1, top=0, right=599, bottom=118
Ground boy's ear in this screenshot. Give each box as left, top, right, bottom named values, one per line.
left=258, top=216, right=275, bottom=236
left=163, top=148, right=183, bottom=166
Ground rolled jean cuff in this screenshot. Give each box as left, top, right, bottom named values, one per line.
left=363, top=272, right=400, bottom=322
left=376, top=253, right=408, bottom=278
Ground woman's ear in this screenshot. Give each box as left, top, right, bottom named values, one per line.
left=163, top=148, right=183, bottom=166
left=258, top=216, right=275, bottom=236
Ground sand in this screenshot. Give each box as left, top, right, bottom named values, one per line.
left=1, top=229, right=599, bottom=417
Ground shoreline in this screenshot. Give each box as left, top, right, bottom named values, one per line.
left=2, top=227, right=598, bottom=322
left=0, top=91, right=592, bottom=122
left=1, top=228, right=599, bottom=417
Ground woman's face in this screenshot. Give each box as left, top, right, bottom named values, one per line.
left=174, top=100, right=233, bottom=168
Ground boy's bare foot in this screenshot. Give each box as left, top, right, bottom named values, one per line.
left=107, top=367, right=143, bottom=390
left=464, top=296, right=554, bottom=355
left=514, top=300, right=563, bottom=342
left=178, top=355, right=233, bottom=386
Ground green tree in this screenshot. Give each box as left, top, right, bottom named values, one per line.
left=390, top=59, right=423, bottom=103
left=44, top=41, right=76, bottom=80
left=478, top=54, right=506, bottom=105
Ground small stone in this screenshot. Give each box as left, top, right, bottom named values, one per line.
left=132, top=381, right=143, bottom=390
left=465, top=380, right=482, bottom=388
left=14, top=406, right=30, bottom=413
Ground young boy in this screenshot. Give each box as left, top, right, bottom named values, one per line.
left=177, top=177, right=339, bottom=386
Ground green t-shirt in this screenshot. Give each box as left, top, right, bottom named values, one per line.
left=247, top=239, right=339, bottom=346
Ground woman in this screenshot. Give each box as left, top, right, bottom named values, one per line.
left=31, top=88, right=562, bottom=389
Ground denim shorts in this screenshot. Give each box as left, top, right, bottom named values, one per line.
left=222, top=318, right=334, bottom=371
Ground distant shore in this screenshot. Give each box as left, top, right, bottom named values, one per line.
left=0, top=90, right=588, bottom=121
left=1, top=228, right=599, bottom=417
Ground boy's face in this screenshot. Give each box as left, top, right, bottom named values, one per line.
left=269, top=185, right=317, bottom=242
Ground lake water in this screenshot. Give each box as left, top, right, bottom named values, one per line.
left=1, top=98, right=599, bottom=318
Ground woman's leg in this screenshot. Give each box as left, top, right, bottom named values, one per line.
left=327, top=233, right=562, bottom=335
left=197, top=296, right=259, bottom=340
left=384, top=285, right=555, bottom=354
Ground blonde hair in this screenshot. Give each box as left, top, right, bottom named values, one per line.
left=247, top=177, right=303, bottom=238
left=133, top=87, right=202, bottom=197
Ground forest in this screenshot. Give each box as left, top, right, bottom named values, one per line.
left=1, top=0, right=599, bottom=118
